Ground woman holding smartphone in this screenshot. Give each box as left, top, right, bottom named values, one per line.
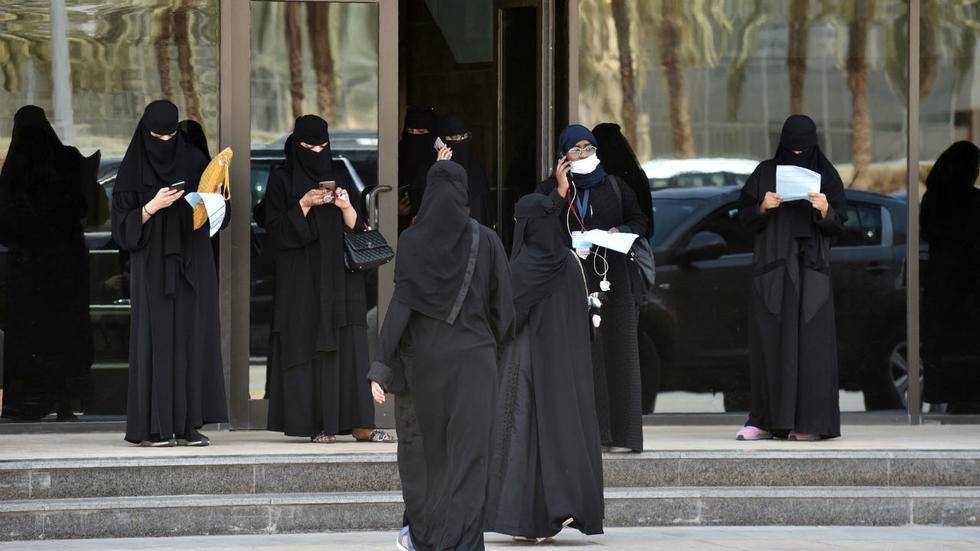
left=112, top=100, right=228, bottom=447
left=264, top=114, right=393, bottom=444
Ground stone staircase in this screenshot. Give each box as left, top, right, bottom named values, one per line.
left=2, top=450, right=979, bottom=540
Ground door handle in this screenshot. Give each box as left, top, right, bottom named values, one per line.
left=365, top=185, right=392, bottom=230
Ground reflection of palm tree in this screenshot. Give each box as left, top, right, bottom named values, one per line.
left=659, top=0, right=694, bottom=158
left=153, top=6, right=173, bottom=100
left=727, top=0, right=768, bottom=120
left=610, top=0, right=637, bottom=146
left=174, top=0, right=203, bottom=125
left=787, top=0, right=810, bottom=114
left=285, top=2, right=304, bottom=120
left=846, top=0, right=875, bottom=187
left=307, top=3, right=336, bottom=123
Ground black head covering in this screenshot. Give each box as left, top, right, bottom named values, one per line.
left=772, top=114, right=845, bottom=238
left=393, top=160, right=476, bottom=323
left=510, top=193, right=571, bottom=313
left=592, top=122, right=653, bottom=234
left=0, top=105, right=65, bottom=194
left=115, top=100, right=206, bottom=194
left=179, top=119, right=210, bottom=158
left=400, top=107, right=437, bottom=184
left=290, top=114, right=334, bottom=185
left=438, top=114, right=472, bottom=168
left=921, top=141, right=980, bottom=240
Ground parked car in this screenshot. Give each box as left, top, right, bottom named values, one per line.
left=642, top=158, right=758, bottom=190
left=639, top=185, right=909, bottom=412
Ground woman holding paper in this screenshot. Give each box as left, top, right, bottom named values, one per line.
left=111, top=100, right=227, bottom=446
left=736, top=114, right=846, bottom=441
left=536, top=124, right=649, bottom=453
left=264, top=115, right=393, bottom=444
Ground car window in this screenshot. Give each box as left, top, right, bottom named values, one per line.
left=693, top=204, right=754, bottom=255
left=251, top=166, right=271, bottom=206
left=649, top=197, right=706, bottom=248
left=839, top=201, right=882, bottom=247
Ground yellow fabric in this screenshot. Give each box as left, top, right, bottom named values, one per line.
left=194, top=147, right=233, bottom=230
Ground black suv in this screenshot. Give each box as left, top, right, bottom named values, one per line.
left=639, top=186, right=909, bottom=412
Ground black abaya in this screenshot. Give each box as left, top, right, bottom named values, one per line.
left=264, top=115, right=375, bottom=437
left=369, top=161, right=514, bottom=551
left=536, top=166, right=647, bottom=450
left=486, top=194, right=604, bottom=538
left=738, top=114, right=846, bottom=438
left=111, top=101, right=228, bottom=443
left=0, top=106, right=95, bottom=420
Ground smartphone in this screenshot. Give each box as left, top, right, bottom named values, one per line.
left=169, top=181, right=186, bottom=191
left=318, top=180, right=337, bottom=191
left=433, top=137, right=446, bottom=150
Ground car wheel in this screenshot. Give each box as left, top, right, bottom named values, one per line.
left=638, top=329, right=660, bottom=415
left=862, top=327, right=909, bottom=411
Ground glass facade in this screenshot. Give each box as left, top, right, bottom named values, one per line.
left=577, top=0, right=978, bottom=415
left=0, top=0, right=219, bottom=420
left=0, top=0, right=975, bottom=426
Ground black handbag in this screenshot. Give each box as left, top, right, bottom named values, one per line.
left=344, top=228, right=394, bottom=271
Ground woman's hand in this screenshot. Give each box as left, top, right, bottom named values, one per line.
left=555, top=155, right=571, bottom=198
left=371, top=381, right=386, bottom=404
left=809, top=192, right=829, bottom=218
left=333, top=188, right=352, bottom=210
left=437, top=146, right=453, bottom=161
left=759, top=191, right=783, bottom=213
left=145, top=187, right=184, bottom=214
left=299, top=188, right=326, bottom=209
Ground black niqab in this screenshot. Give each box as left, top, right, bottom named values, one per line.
left=179, top=119, right=210, bottom=158
left=0, top=106, right=63, bottom=194
left=921, top=140, right=980, bottom=237
left=592, top=122, right=653, bottom=236
left=400, top=106, right=437, bottom=176
left=510, top=194, right=570, bottom=317
left=115, top=100, right=204, bottom=193
left=291, top=114, right=334, bottom=186
left=394, top=160, right=477, bottom=323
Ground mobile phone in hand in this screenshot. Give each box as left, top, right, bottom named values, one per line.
left=169, top=181, right=186, bottom=191
left=433, top=137, right=446, bottom=150
left=318, top=180, right=337, bottom=191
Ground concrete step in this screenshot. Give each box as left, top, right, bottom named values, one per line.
left=3, top=487, right=980, bottom=540
left=3, top=450, right=980, bottom=501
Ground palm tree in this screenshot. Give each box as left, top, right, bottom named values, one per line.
left=845, top=0, right=876, bottom=187
left=610, top=0, right=637, bottom=146
left=787, top=0, right=810, bottom=114
left=659, top=0, right=695, bottom=158
left=154, top=5, right=174, bottom=100
left=285, top=2, right=304, bottom=121
left=306, top=2, right=336, bottom=123
left=726, top=0, right=768, bottom=120
left=174, top=0, right=203, bottom=125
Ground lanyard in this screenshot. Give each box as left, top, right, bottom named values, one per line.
left=573, top=189, right=590, bottom=229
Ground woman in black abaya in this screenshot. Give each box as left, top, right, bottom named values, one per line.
left=399, top=106, right=437, bottom=230
left=536, top=124, right=648, bottom=452
left=112, top=100, right=228, bottom=446
left=264, top=115, right=393, bottom=444
left=0, top=105, right=96, bottom=421
left=369, top=157, right=514, bottom=551
left=437, top=114, right=495, bottom=228
left=487, top=193, right=604, bottom=541
left=737, top=114, right=846, bottom=441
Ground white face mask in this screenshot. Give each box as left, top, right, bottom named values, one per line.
left=569, top=154, right=600, bottom=175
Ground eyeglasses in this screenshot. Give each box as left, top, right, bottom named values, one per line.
left=566, top=145, right=597, bottom=160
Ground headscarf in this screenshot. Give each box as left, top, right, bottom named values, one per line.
left=510, top=193, right=571, bottom=313
left=393, top=160, right=478, bottom=323
left=114, top=100, right=206, bottom=194
left=772, top=114, right=845, bottom=238
left=179, top=119, right=210, bottom=158
left=592, top=122, right=653, bottom=234
left=289, top=114, right=334, bottom=193
left=558, top=124, right=607, bottom=189
left=400, top=106, right=437, bottom=179
left=438, top=114, right=473, bottom=169
left=0, top=105, right=64, bottom=194
left=921, top=141, right=980, bottom=242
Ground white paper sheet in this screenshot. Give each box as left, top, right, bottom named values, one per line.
left=582, top=229, right=640, bottom=254
left=184, top=192, right=226, bottom=237
left=775, top=165, right=821, bottom=202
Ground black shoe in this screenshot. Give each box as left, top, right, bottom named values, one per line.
left=140, top=436, right=177, bottom=447
left=177, top=430, right=210, bottom=447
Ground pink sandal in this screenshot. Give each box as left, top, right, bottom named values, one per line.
left=736, top=426, right=773, bottom=440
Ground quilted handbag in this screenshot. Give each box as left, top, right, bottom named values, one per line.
left=344, top=228, right=394, bottom=271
